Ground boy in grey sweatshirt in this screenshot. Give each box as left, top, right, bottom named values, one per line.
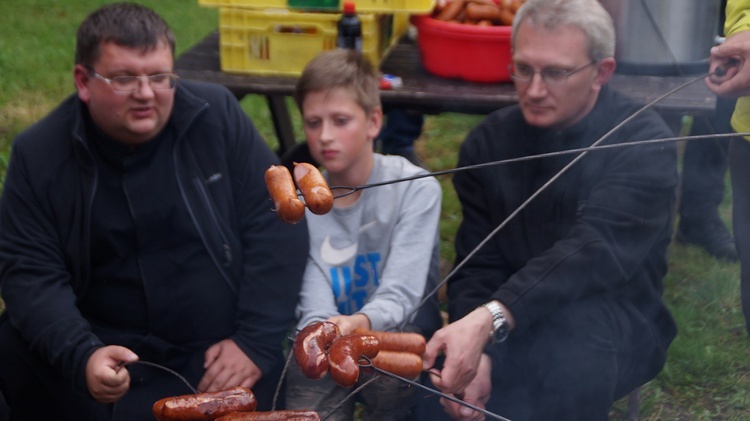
left=284, top=49, right=443, bottom=420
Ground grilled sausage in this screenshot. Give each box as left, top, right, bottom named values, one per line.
left=265, top=165, right=306, bottom=224
left=153, top=387, right=257, bottom=421
left=292, top=162, right=333, bottom=215
left=370, top=350, right=423, bottom=379
left=327, top=334, right=381, bottom=387
left=351, top=329, right=426, bottom=355
left=293, top=321, right=341, bottom=380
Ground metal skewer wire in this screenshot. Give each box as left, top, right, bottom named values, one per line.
left=329, top=131, right=746, bottom=200
left=357, top=356, right=511, bottom=421
left=117, top=360, right=197, bottom=394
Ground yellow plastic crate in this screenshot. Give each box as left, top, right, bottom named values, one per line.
left=199, top=0, right=434, bottom=13
left=218, top=8, right=403, bottom=76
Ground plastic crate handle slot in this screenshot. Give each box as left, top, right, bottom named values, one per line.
left=272, top=24, right=320, bottom=35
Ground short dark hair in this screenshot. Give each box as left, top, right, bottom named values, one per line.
left=75, top=2, right=176, bottom=68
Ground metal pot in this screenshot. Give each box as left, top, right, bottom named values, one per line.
left=599, top=0, right=722, bottom=75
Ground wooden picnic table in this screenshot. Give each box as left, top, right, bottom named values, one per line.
left=175, top=31, right=718, bottom=155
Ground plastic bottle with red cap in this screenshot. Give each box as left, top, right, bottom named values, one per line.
left=337, top=1, right=362, bottom=52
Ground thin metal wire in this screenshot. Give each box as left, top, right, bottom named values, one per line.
left=320, top=376, right=379, bottom=421
left=272, top=348, right=296, bottom=410
left=330, top=132, right=746, bottom=201
left=118, top=360, right=197, bottom=394
left=358, top=357, right=511, bottom=421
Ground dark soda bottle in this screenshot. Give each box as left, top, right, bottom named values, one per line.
left=337, top=1, right=362, bottom=52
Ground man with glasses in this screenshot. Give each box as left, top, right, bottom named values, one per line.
left=0, top=3, right=308, bottom=420
left=422, top=0, right=678, bottom=419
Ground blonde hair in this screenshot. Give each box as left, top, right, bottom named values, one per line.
left=294, top=49, right=381, bottom=115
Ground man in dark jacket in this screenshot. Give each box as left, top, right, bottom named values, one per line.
left=422, top=0, right=678, bottom=420
left=0, top=3, right=308, bottom=420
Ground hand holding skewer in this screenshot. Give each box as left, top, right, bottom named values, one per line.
left=707, top=30, right=750, bottom=97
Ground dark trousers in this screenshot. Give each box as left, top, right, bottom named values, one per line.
left=679, top=98, right=735, bottom=222
left=730, top=138, right=750, bottom=335
left=0, top=386, right=8, bottom=421
left=418, top=296, right=670, bottom=421
left=378, top=109, right=424, bottom=153
left=0, top=317, right=284, bottom=420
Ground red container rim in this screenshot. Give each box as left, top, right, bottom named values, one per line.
left=411, top=14, right=512, bottom=37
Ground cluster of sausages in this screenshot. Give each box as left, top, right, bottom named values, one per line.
left=433, top=0, right=526, bottom=26
left=293, top=321, right=426, bottom=388
left=152, top=386, right=320, bottom=420
left=151, top=322, right=425, bottom=420
left=265, top=163, right=334, bottom=225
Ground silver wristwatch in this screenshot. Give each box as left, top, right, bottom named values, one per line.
left=483, top=301, right=510, bottom=343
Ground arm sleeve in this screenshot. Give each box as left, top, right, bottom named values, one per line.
left=294, top=257, right=340, bottom=330
left=449, top=126, right=517, bottom=321
left=725, top=0, right=750, bottom=36
left=358, top=176, right=443, bottom=332
left=0, top=143, right=103, bottom=395
left=451, top=111, right=677, bottom=333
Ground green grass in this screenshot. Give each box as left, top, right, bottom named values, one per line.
left=1, top=1, right=748, bottom=419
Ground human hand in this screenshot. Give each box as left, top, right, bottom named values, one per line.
left=327, top=313, right=370, bottom=335
left=85, top=345, right=138, bottom=403
left=198, top=339, right=262, bottom=392
left=422, top=306, right=493, bottom=396
left=706, top=31, right=750, bottom=97
left=440, top=354, right=493, bottom=421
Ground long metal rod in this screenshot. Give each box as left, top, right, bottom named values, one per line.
left=330, top=132, right=747, bottom=200
left=359, top=357, right=511, bottom=421
left=117, top=360, right=197, bottom=394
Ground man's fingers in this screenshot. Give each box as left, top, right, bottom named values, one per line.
left=204, top=344, right=222, bottom=369
left=100, top=368, right=127, bottom=387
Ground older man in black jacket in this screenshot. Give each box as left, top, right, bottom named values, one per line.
left=422, top=0, right=678, bottom=420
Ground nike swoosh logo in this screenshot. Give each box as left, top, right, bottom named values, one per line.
left=319, top=221, right=377, bottom=266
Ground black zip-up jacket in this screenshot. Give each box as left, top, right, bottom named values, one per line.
left=450, top=85, right=678, bottom=351
left=0, top=80, right=309, bottom=394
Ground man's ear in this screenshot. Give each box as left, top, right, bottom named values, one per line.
left=594, top=57, right=616, bottom=87
left=73, top=64, right=92, bottom=103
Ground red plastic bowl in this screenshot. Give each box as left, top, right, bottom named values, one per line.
left=412, top=15, right=512, bottom=83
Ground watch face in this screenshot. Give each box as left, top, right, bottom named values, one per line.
left=493, top=322, right=509, bottom=343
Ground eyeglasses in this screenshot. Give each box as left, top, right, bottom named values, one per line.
left=88, top=69, right=179, bottom=94
left=509, top=61, right=596, bottom=85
